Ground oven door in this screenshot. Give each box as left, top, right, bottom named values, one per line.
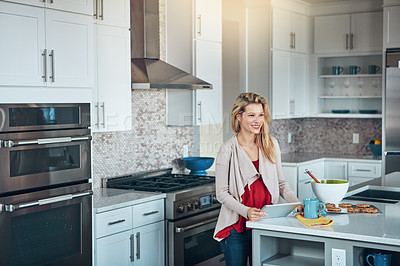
left=0, top=129, right=91, bottom=194
left=169, top=208, right=224, bottom=266
left=0, top=183, right=92, bottom=266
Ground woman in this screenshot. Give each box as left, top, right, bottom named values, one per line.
left=213, top=92, right=301, bottom=266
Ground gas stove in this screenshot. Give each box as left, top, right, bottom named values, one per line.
left=102, top=168, right=220, bottom=220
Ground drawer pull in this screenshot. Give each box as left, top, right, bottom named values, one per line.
left=143, top=210, right=159, bottom=216
left=108, top=219, right=126, bottom=226
left=355, top=169, right=371, bottom=172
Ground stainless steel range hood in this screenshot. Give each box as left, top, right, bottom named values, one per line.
left=131, top=0, right=212, bottom=90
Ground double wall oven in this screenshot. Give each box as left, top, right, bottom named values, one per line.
left=103, top=168, right=225, bottom=266
left=0, top=104, right=92, bottom=266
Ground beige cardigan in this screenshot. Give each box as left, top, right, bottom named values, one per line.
left=213, top=135, right=299, bottom=241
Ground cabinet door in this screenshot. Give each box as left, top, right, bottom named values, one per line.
left=95, top=0, right=130, bottom=28
left=289, top=52, right=307, bottom=117
left=314, top=14, right=350, bottom=54
left=291, top=12, right=309, bottom=54
left=45, top=10, right=94, bottom=88
left=195, top=40, right=222, bottom=125
left=0, top=2, right=45, bottom=86
left=384, top=6, right=400, bottom=48
left=282, top=165, right=298, bottom=197
left=195, top=0, right=222, bottom=42
left=272, top=8, right=292, bottom=51
left=95, top=26, right=132, bottom=132
left=96, top=230, right=132, bottom=266
left=272, top=50, right=290, bottom=118
left=297, top=179, right=315, bottom=202
left=351, top=12, right=383, bottom=53
left=133, top=221, right=165, bottom=266
left=324, top=161, right=347, bottom=180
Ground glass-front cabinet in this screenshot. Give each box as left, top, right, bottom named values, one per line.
left=315, top=54, right=383, bottom=118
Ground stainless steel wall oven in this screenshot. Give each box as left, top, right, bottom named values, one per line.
left=0, top=103, right=92, bottom=266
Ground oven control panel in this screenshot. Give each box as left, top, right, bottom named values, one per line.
left=175, top=194, right=219, bottom=215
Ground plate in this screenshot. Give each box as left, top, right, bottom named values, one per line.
left=332, top=109, right=350, bottom=114
left=359, top=109, right=378, bottom=114
left=260, top=202, right=300, bottom=219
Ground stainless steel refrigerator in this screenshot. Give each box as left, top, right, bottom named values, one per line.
left=384, top=49, right=400, bottom=175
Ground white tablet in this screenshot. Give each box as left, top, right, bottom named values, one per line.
left=260, top=202, right=301, bottom=219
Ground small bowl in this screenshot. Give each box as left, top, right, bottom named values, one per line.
left=311, top=179, right=349, bottom=205
left=181, top=157, right=215, bottom=175
left=365, top=144, right=382, bottom=156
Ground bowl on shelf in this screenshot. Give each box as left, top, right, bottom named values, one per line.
left=311, top=179, right=349, bottom=205
left=331, top=109, right=350, bottom=114
left=359, top=109, right=378, bottom=114
left=181, top=157, right=215, bottom=175
left=365, top=144, right=382, bottom=156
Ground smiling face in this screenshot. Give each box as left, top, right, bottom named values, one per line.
left=236, top=103, right=264, bottom=135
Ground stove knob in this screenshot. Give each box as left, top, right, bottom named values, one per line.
left=193, top=200, right=199, bottom=209
left=177, top=204, right=185, bottom=213
left=212, top=195, right=218, bottom=204
left=186, top=202, right=193, bottom=211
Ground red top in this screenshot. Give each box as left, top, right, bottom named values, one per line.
left=215, top=160, right=272, bottom=239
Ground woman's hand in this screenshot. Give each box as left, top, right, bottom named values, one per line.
left=297, top=204, right=304, bottom=216
left=247, top=207, right=267, bottom=221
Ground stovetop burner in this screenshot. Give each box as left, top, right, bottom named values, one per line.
left=103, top=169, right=215, bottom=193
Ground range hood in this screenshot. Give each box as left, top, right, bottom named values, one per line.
left=131, top=0, right=212, bottom=90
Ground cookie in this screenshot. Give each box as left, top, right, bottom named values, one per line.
left=339, top=203, right=353, bottom=208
left=347, top=207, right=360, bottom=213
left=356, top=203, right=370, bottom=208
left=361, top=207, right=378, bottom=213
left=327, top=207, right=341, bottom=212
left=326, top=203, right=336, bottom=208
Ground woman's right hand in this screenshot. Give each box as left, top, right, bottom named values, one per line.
left=247, top=207, right=267, bottom=221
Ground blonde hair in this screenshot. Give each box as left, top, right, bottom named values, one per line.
left=231, top=92, right=276, bottom=163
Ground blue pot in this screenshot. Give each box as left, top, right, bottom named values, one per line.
left=181, top=157, right=215, bottom=175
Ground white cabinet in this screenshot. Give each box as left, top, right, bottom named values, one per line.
left=195, top=0, right=222, bottom=43
left=195, top=40, right=222, bottom=125
left=0, top=2, right=94, bottom=88
left=272, top=50, right=307, bottom=119
left=324, top=160, right=347, bottom=180
left=272, top=8, right=309, bottom=53
left=297, top=161, right=324, bottom=202
left=384, top=6, right=400, bottom=48
left=93, top=25, right=131, bottom=132
left=348, top=161, right=382, bottom=186
left=282, top=164, right=298, bottom=197
left=4, top=0, right=93, bottom=15
left=314, top=12, right=383, bottom=54
left=94, top=199, right=165, bottom=266
left=93, top=0, right=130, bottom=28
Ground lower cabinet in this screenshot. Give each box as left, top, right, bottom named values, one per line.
left=94, top=199, right=165, bottom=266
left=297, top=160, right=324, bottom=202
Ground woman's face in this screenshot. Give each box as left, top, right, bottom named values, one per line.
left=237, top=103, right=264, bottom=135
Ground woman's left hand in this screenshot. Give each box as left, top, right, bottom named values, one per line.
left=297, top=204, right=304, bottom=216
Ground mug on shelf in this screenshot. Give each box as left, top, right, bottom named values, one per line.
left=303, top=198, right=326, bottom=219
left=366, top=252, right=391, bottom=266
left=368, top=65, right=381, bottom=74
left=332, top=66, right=344, bottom=75
left=349, top=65, right=361, bottom=75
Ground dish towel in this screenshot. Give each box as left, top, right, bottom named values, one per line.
left=295, top=214, right=334, bottom=228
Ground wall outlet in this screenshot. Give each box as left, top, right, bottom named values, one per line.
left=353, top=133, right=359, bottom=144
left=182, top=145, right=189, bottom=157
left=332, top=248, right=346, bottom=266
left=288, top=132, right=292, bottom=143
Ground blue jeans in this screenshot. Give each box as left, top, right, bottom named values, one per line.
left=220, top=229, right=252, bottom=266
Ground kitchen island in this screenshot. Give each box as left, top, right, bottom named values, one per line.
left=247, top=200, right=400, bottom=266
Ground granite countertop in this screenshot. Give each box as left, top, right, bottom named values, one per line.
left=281, top=152, right=382, bottom=164
left=93, top=188, right=166, bottom=214
left=247, top=200, right=400, bottom=246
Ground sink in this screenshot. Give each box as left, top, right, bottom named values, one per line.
left=345, top=186, right=400, bottom=204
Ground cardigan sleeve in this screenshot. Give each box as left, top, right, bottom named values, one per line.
left=215, top=142, right=250, bottom=218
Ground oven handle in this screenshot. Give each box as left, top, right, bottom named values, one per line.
left=175, top=217, right=218, bottom=233
left=0, top=190, right=93, bottom=213
left=0, top=135, right=92, bottom=148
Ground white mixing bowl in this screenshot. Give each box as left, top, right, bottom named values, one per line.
left=311, top=179, right=349, bottom=204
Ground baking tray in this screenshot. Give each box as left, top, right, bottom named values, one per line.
left=325, top=203, right=381, bottom=214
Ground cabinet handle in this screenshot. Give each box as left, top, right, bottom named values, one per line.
left=99, top=0, right=104, bottom=20
left=49, top=50, right=55, bottom=83
left=345, top=33, right=349, bottom=50
left=304, top=181, right=312, bottom=184
left=48, top=0, right=54, bottom=3
left=143, top=210, right=159, bottom=216
left=293, top=32, right=296, bottom=49
left=101, top=102, right=105, bottom=128
left=350, top=33, right=354, bottom=50
left=42, top=49, right=47, bottom=82
left=197, top=101, right=202, bottom=123
left=130, top=234, right=134, bottom=261
left=136, top=232, right=141, bottom=260
left=289, top=32, right=293, bottom=49
left=355, top=169, right=371, bottom=172
left=289, top=99, right=294, bottom=115
left=107, top=219, right=126, bottom=226
left=94, top=0, right=98, bottom=19
left=197, top=15, right=202, bottom=36
left=95, top=102, right=100, bottom=128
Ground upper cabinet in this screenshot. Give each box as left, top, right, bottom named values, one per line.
left=3, top=0, right=93, bottom=15
left=314, top=11, right=383, bottom=55
left=93, top=0, right=130, bottom=28
left=195, top=0, right=222, bottom=43
left=384, top=6, right=400, bottom=48
left=0, top=1, right=94, bottom=88
left=272, top=8, right=310, bottom=54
